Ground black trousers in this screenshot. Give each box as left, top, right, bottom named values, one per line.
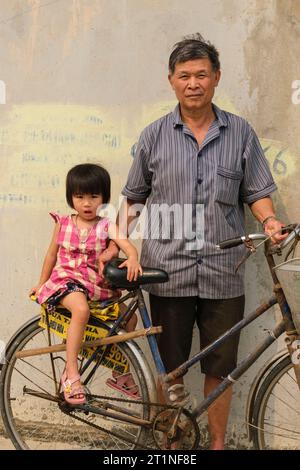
left=149, top=294, right=245, bottom=379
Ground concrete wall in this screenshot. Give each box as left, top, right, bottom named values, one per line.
left=1, top=0, right=300, bottom=448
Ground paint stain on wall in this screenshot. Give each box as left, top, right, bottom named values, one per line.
left=0, top=104, right=132, bottom=208
left=216, top=0, right=300, bottom=222
left=243, top=0, right=300, bottom=149
left=0, top=95, right=297, bottom=221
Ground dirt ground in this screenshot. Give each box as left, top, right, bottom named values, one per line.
left=0, top=437, right=14, bottom=450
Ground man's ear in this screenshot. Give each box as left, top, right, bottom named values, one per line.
left=168, top=74, right=174, bottom=89
left=215, top=69, right=221, bottom=87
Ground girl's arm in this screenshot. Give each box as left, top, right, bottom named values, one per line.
left=29, top=224, right=60, bottom=295
left=107, top=222, right=142, bottom=282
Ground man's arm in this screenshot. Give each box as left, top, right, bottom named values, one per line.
left=98, top=198, right=146, bottom=275
left=249, top=197, right=287, bottom=243
left=99, top=129, right=151, bottom=274
left=117, top=197, right=146, bottom=237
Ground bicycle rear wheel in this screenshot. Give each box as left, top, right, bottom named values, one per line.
left=0, top=319, right=151, bottom=450
left=252, top=354, right=300, bottom=449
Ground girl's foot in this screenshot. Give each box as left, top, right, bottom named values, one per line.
left=61, top=371, right=86, bottom=405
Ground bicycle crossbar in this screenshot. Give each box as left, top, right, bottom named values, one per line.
left=15, top=326, right=162, bottom=359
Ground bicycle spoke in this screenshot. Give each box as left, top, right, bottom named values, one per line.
left=266, top=394, right=300, bottom=418
left=9, top=366, right=56, bottom=398
left=252, top=355, right=300, bottom=449
left=249, top=421, right=300, bottom=440
left=1, top=321, right=151, bottom=450
left=263, top=421, right=300, bottom=436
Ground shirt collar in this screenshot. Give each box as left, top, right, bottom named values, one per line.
left=172, top=102, right=228, bottom=128
left=172, top=104, right=184, bottom=127
left=212, top=103, right=228, bottom=128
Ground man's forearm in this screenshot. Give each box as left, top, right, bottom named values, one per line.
left=249, top=196, right=287, bottom=243
left=249, top=197, right=276, bottom=224
left=105, top=198, right=146, bottom=255
left=117, top=197, right=146, bottom=237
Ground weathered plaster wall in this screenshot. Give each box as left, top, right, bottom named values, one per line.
left=0, top=0, right=299, bottom=448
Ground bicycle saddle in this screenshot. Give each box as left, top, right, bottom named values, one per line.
left=103, top=258, right=169, bottom=289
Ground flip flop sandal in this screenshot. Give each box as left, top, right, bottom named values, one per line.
left=106, top=372, right=141, bottom=400
left=61, top=371, right=86, bottom=405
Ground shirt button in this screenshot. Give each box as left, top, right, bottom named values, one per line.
left=197, top=257, right=203, bottom=265
left=197, top=178, right=202, bottom=184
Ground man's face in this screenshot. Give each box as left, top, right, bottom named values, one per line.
left=168, top=58, right=221, bottom=113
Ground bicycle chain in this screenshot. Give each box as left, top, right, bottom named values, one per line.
left=64, top=394, right=183, bottom=450
left=87, top=393, right=180, bottom=409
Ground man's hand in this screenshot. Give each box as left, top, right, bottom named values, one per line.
left=263, top=216, right=288, bottom=244
left=98, top=245, right=119, bottom=276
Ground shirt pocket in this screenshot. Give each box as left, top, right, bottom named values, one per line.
left=215, top=165, right=243, bottom=206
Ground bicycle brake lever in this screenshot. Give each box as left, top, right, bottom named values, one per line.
left=234, top=238, right=256, bottom=273
left=234, top=250, right=252, bottom=273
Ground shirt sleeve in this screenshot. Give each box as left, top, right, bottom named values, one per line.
left=122, top=128, right=153, bottom=201
left=240, top=126, right=277, bottom=204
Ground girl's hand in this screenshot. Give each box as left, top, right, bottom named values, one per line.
left=29, top=284, right=43, bottom=297
left=118, top=257, right=143, bottom=282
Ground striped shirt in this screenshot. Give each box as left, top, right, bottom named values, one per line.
left=122, top=104, right=277, bottom=298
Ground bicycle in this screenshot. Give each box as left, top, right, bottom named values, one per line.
left=1, top=224, right=300, bottom=450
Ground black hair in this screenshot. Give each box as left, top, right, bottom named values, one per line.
left=66, top=163, right=111, bottom=208
left=169, top=33, right=220, bottom=74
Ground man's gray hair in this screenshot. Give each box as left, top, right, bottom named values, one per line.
left=168, top=33, right=220, bottom=74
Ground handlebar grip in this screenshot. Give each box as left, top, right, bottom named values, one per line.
left=217, top=237, right=244, bottom=249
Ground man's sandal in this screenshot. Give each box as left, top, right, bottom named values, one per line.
left=106, top=371, right=141, bottom=400
left=61, top=371, right=86, bottom=405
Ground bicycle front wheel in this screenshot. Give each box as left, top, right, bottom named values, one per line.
left=0, top=319, right=151, bottom=450
left=252, top=354, right=300, bottom=449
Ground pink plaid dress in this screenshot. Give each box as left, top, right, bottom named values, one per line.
left=37, top=212, right=116, bottom=304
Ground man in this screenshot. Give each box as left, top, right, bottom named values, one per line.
left=103, top=34, right=286, bottom=450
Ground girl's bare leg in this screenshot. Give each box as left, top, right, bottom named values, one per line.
left=60, top=292, right=90, bottom=396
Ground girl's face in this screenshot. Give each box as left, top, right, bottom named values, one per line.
left=72, top=193, right=103, bottom=221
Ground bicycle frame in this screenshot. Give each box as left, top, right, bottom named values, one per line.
left=101, top=238, right=300, bottom=424
left=3, top=230, right=300, bottom=450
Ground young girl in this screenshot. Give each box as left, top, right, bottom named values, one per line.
left=30, top=163, right=142, bottom=405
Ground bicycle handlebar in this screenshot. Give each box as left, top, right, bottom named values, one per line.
left=217, top=234, right=267, bottom=250
left=217, top=236, right=245, bottom=249
left=217, top=224, right=300, bottom=250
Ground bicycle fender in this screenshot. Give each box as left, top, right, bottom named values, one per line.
left=114, top=327, right=158, bottom=418
left=245, top=348, right=289, bottom=441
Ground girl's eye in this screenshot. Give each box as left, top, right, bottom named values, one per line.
left=92, top=194, right=100, bottom=198
left=74, top=194, right=83, bottom=198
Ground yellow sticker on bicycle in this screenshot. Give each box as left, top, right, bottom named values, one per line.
left=89, top=301, right=120, bottom=321
left=38, top=306, right=129, bottom=373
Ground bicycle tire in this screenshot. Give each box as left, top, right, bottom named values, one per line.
left=252, top=354, right=300, bottom=449
left=0, top=319, right=152, bottom=450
